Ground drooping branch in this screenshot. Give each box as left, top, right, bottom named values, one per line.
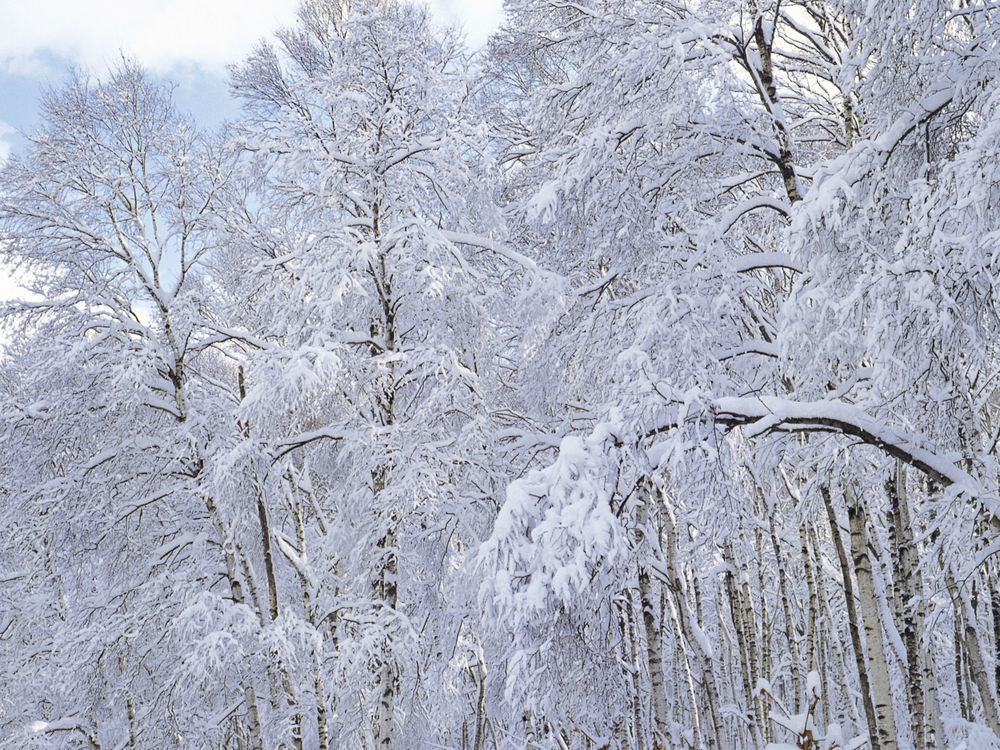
left=708, top=395, right=988, bottom=499
left=648, top=394, right=987, bottom=500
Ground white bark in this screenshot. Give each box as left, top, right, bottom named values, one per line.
left=638, top=484, right=670, bottom=749
left=945, top=568, right=1000, bottom=737
left=659, top=498, right=723, bottom=750
left=846, top=485, right=899, bottom=750
left=887, top=463, right=929, bottom=750
left=822, top=485, right=880, bottom=750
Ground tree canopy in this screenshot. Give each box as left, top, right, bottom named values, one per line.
left=4, top=1, right=1000, bottom=749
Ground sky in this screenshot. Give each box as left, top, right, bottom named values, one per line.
left=0, top=0, right=505, bottom=161
left=0, top=0, right=504, bottom=300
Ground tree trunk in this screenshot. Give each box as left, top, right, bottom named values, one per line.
left=639, top=486, right=670, bottom=749
left=747, top=14, right=802, bottom=204
left=808, top=524, right=838, bottom=730
left=374, top=516, right=399, bottom=750
left=625, top=593, right=646, bottom=750
left=472, top=656, right=487, bottom=750
left=886, top=463, right=927, bottom=750
left=846, top=485, right=898, bottom=750
left=369, top=202, right=401, bottom=750
left=755, top=534, right=774, bottom=747
left=992, top=576, right=1000, bottom=720
left=821, top=485, right=880, bottom=750
left=768, top=511, right=802, bottom=704
left=660, top=498, right=723, bottom=750
left=127, top=696, right=137, bottom=749
left=955, top=613, right=970, bottom=720
left=801, top=525, right=823, bottom=726
left=723, top=544, right=760, bottom=748
left=287, top=483, right=330, bottom=750
left=944, top=567, right=1000, bottom=736
left=202, top=492, right=264, bottom=750
left=240, top=369, right=302, bottom=749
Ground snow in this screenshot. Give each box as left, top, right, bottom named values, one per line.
left=690, top=622, right=714, bottom=659
left=732, top=251, right=802, bottom=274
left=712, top=395, right=991, bottom=503
left=527, top=181, right=560, bottom=224
left=806, top=670, right=821, bottom=699
left=872, top=85, right=954, bottom=152
left=4, top=2, right=1000, bottom=748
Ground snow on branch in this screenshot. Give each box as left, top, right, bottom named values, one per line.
left=438, top=230, right=540, bottom=274
left=810, top=79, right=955, bottom=194
left=732, top=251, right=803, bottom=274
left=715, top=340, right=779, bottom=360
left=711, top=395, right=987, bottom=499
left=480, top=424, right=627, bottom=623
left=717, top=196, right=793, bottom=235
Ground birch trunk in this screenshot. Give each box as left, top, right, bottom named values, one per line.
left=801, top=525, right=824, bottom=726
left=846, top=485, right=898, bottom=750
left=955, top=615, right=970, bottom=720
left=373, top=517, right=399, bottom=750
left=944, top=567, right=1000, bottom=736
left=768, top=511, right=802, bottom=703
left=127, top=696, right=137, bottom=749
left=627, top=593, right=647, bottom=750
left=886, top=463, right=928, bottom=750
left=472, top=656, right=487, bottom=750
left=821, top=485, right=880, bottom=750
left=240, top=369, right=303, bottom=749
left=667, top=590, right=703, bottom=750
left=660, top=499, right=723, bottom=750
left=287, top=482, right=330, bottom=750
left=808, top=524, right=839, bottom=730
left=746, top=12, right=802, bottom=204
left=801, top=526, right=818, bottom=673
left=371, top=201, right=400, bottom=749
left=204, top=492, right=264, bottom=750
left=992, top=577, right=1000, bottom=717
left=754, top=536, right=774, bottom=747
left=638, top=487, right=670, bottom=749
left=723, top=544, right=760, bottom=748
left=645, top=585, right=670, bottom=750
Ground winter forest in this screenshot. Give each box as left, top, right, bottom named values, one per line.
left=4, top=0, right=1000, bottom=748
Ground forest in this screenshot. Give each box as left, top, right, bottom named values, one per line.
left=1, top=0, right=999, bottom=748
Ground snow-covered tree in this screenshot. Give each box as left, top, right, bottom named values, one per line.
left=219, top=1, right=514, bottom=746
left=0, top=61, right=270, bottom=748
left=5, top=2, right=1000, bottom=749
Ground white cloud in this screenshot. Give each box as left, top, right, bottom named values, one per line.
left=0, top=1, right=504, bottom=76
left=0, top=0, right=300, bottom=75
